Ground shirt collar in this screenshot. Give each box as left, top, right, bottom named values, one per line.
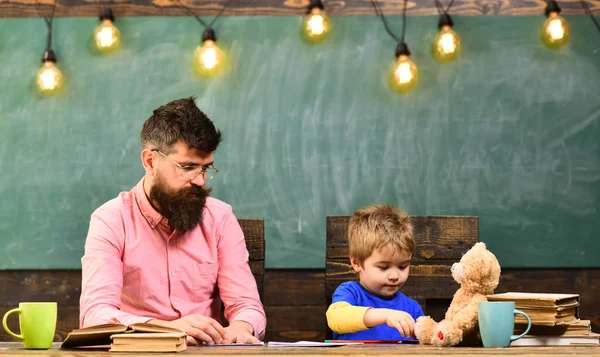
left=134, top=177, right=165, bottom=229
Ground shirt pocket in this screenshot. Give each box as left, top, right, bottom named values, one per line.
left=192, top=262, right=219, bottom=300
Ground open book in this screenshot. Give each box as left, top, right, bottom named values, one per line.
left=61, top=323, right=186, bottom=350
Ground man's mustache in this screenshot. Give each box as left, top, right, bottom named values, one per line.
left=185, top=185, right=211, bottom=196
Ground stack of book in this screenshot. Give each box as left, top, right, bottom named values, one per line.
left=61, top=322, right=187, bottom=352
left=514, top=319, right=593, bottom=336
left=487, top=292, right=579, bottom=326
left=110, top=331, right=187, bottom=352
left=486, top=292, right=599, bottom=346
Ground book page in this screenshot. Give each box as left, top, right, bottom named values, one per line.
left=112, top=332, right=187, bottom=340
left=487, top=292, right=579, bottom=300
left=268, top=341, right=361, bottom=347
left=128, top=323, right=185, bottom=334
left=195, top=342, right=265, bottom=347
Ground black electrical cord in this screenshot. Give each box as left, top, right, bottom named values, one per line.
left=173, top=0, right=236, bottom=30
left=577, top=0, right=600, bottom=33
left=36, top=0, right=57, bottom=51
left=369, top=0, right=406, bottom=43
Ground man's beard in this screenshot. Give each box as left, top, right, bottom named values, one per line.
left=149, top=174, right=211, bottom=232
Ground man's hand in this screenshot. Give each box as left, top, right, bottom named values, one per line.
left=222, top=320, right=261, bottom=344
left=148, top=315, right=228, bottom=345
left=385, top=310, right=416, bottom=338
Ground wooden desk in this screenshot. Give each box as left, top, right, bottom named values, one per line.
left=1, top=343, right=599, bottom=357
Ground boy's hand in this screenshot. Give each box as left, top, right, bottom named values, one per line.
left=385, top=310, right=416, bottom=338
left=364, top=308, right=416, bottom=338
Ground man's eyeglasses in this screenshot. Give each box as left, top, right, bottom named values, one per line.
left=152, top=149, right=219, bottom=181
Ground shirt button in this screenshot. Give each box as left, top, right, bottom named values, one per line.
left=171, top=272, right=176, bottom=277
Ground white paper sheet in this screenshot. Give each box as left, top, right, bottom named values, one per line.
left=268, top=341, right=362, bottom=347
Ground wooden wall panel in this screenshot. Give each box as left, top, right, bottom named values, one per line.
left=0, top=270, right=81, bottom=307
left=263, top=269, right=327, bottom=341
left=1, top=0, right=598, bottom=18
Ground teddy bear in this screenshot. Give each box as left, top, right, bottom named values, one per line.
left=414, top=242, right=501, bottom=347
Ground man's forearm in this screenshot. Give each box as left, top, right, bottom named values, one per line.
left=80, top=304, right=150, bottom=327
left=228, top=320, right=254, bottom=334
left=226, top=309, right=265, bottom=338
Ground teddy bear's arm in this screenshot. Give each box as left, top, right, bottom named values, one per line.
left=451, top=294, right=488, bottom=331
left=431, top=294, right=488, bottom=346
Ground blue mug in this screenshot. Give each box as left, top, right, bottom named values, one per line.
left=478, top=301, right=531, bottom=347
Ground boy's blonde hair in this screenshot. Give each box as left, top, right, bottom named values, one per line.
left=348, top=204, right=414, bottom=264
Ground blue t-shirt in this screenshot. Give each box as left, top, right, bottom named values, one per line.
left=331, top=281, right=424, bottom=340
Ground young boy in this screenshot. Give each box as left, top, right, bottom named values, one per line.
left=326, top=204, right=423, bottom=341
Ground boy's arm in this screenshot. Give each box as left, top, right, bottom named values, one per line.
left=326, top=302, right=370, bottom=334
left=327, top=303, right=415, bottom=336
left=363, top=308, right=392, bottom=327
left=327, top=282, right=413, bottom=335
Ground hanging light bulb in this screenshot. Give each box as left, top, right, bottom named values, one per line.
left=193, top=28, right=224, bottom=77
left=301, top=0, right=331, bottom=44
left=389, top=42, right=418, bottom=93
left=541, top=0, right=569, bottom=49
left=36, top=49, right=63, bottom=95
left=94, top=8, right=121, bottom=52
left=432, top=13, right=461, bottom=63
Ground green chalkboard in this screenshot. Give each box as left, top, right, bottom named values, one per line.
left=0, top=15, right=599, bottom=269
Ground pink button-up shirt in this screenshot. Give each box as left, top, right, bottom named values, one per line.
left=80, top=178, right=266, bottom=339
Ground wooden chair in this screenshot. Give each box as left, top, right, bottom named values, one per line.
left=238, top=219, right=265, bottom=298
left=325, top=215, right=478, bottom=324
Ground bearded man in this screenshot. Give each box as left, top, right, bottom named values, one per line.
left=80, top=97, right=265, bottom=345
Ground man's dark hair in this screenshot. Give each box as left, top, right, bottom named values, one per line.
left=141, top=97, right=222, bottom=153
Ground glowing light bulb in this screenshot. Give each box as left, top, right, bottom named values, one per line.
left=36, top=50, right=63, bottom=95
left=541, top=12, right=569, bottom=48
left=390, top=55, right=418, bottom=93
left=307, top=12, right=325, bottom=35
left=94, top=20, right=120, bottom=52
left=193, top=29, right=224, bottom=77
left=302, top=7, right=331, bottom=43
left=389, top=42, right=418, bottom=93
left=433, top=25, right=461, bottom=63
left=94, top=9, right=120, bottom=53
left=196, top=40, right=222, bottom=70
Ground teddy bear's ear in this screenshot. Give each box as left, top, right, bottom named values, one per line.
left=475, top=242, right=487, bottom=250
